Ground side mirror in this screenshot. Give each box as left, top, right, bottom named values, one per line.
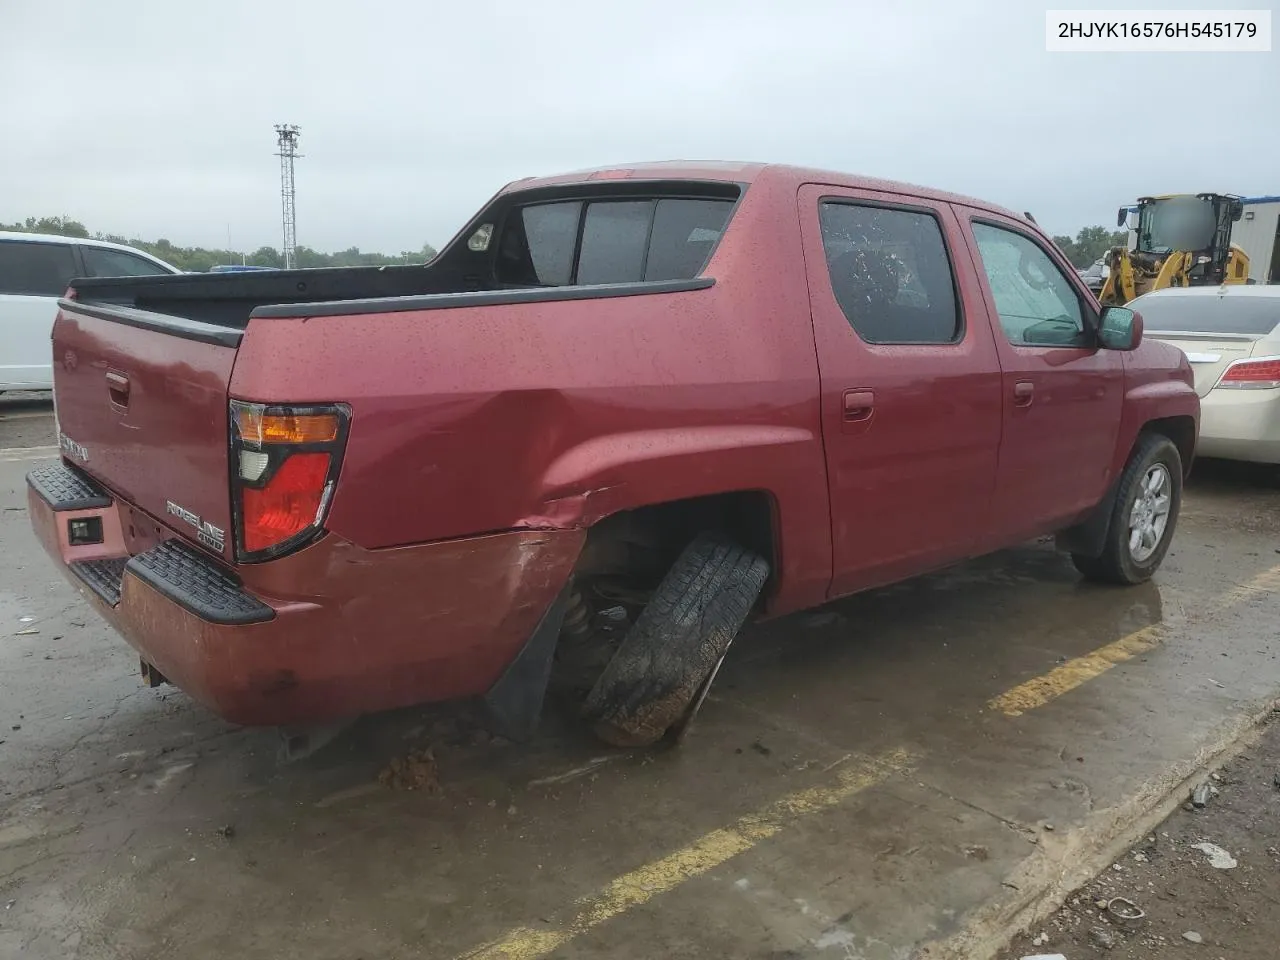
left=1098, top=306, right=1143, bottom=351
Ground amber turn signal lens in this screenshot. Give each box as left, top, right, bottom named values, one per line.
left=235, top=408, right=339, bottom=445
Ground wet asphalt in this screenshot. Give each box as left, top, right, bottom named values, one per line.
left=1, top=399, right=1279, bottom=960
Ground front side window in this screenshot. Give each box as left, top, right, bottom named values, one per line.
left=818, top=202, right=961, bottom=344
left=971, top=223, right=1088, bottom=347
left=0, top=241, right=77, bottom=296
left=494, top=196, right=735, bottom=287
left=83, top=246, right=172, bottom=278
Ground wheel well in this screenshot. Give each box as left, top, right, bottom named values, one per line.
left=574, top=491, right=778, bottom=593
left=1142, top=415, right=1196, bottom=476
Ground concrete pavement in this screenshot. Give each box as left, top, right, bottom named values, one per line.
left=2, top=417, right=1279, bottom=959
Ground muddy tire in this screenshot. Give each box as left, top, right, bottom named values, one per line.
left=582, top=531, right=770, bottom=748
left=1072, top=433, right=1182, bottom=585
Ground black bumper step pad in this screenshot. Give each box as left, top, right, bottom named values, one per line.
left=27, top=462, right=111, bottom=511
left=69, top=557, right=129, bottom=607
left=125, top=540, right=274, bottom=626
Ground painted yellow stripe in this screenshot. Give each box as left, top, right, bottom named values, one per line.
left=988, top=625, right=1162, bottom=717
left=989, top=563, right=1280, bottom=717
left=454, top=748, right=916, bottom=960
left=1215, top=564, right=1280, bottom=609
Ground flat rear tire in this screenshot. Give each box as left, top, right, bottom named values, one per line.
left=582, top=531, right=769, bottom=747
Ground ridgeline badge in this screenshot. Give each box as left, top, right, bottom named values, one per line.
left=166, top=500, right=227, bottom=552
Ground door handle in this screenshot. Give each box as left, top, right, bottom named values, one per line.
left=843, top=389, right=875, bottom=422
left=1013, top=380, right=1034, bottom=408
left=105, top=370, right=130, bottom=407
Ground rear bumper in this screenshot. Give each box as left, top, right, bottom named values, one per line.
left=28, top=461, right=584, bottom=726
left=1197, top=388, right=1280, bottom=464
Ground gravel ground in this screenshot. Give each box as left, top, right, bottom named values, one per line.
left=1000, top=710, right=1280, bottom=960
left=0, top=393, right=55, bottom=449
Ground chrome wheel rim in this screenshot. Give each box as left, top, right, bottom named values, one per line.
left=1128, top=463, right=1172, bottom=563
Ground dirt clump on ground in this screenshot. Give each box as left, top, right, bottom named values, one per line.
left=377, top=747, right=441, bottom=793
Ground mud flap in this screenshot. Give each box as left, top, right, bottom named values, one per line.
left=1056, top=474, right=1122, bottom=559
left=482, top=582, right=572, bottom=743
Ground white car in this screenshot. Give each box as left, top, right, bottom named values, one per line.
left=0, top=232, right=181, bottom=392
left=1137, top=285, right=1280, bottom=465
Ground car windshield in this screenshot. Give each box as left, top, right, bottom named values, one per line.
left=1137, top=294, right=1280, bottom=335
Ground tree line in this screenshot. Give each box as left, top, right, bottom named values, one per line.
left=1051, top=226, right=1130, bottom=269
left=1, top=216, right=437, bottom=273
left=4, top=213, right=1127, bottom=274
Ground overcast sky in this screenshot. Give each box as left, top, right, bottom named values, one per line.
left=1, top=0, right=1275, bottom=255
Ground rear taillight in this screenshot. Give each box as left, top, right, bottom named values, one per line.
left=230, top=401, right=350, bottom=562
left=1217, top=357, right=1280, bottom=390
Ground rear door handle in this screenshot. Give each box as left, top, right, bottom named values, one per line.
left=105, top=370, right=130, bottom=407
left=843, top=389, right=875, bottom=422
left=1013, top=380, right=1034, bottom=408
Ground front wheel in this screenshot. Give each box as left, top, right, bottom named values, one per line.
left=1072, top=433, right=1182, bottom=585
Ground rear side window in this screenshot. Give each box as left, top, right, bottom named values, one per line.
left=0, top=240, right=77, bottom=296
left=1132, top=294, right=1280, bottom=336
left=83, top=246, right=172, bottom=278
left=818, top=203, right=961, bottom=344
left=495, top=196, right=734, bottom=286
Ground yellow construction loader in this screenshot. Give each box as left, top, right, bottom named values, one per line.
left=1098, top=193, right=1251, bottom=306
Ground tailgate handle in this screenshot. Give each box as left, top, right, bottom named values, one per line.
left=105, top=370, right=131, bottom=406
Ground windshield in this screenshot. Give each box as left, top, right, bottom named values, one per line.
left=1137, top=197, right=1218, bottom=255
left=1137, top=294, right=1280, bottom=335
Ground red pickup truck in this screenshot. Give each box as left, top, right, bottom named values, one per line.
left=28, top=161, right=1198, bottom=748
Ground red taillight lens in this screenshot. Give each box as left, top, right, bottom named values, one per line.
left=230, top=401, right=349, bottom=561
left=241, top=452, right=332, bottom=553
left=1219, top=357, right=1280, bottom=389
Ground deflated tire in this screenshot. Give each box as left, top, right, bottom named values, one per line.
left=582, top=531, right=770, bottom=747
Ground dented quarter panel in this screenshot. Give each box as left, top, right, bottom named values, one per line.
left=230, top=173, right=834, bottom=616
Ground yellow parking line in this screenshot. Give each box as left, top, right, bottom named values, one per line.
left=454, top=563, right=1280, bottom=959
left=987, top=625, right=1163, bottom=717
left=989, top=563, right=1280, bottom=718
left=454, top=748, right=917, bottom=960
left=1215, top=564, right=1280, bottom=609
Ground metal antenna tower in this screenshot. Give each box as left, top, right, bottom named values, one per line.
left=274, top=124, right=302, bottom=269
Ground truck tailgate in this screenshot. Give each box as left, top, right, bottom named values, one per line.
left=52, top=302, right=236, bottom=560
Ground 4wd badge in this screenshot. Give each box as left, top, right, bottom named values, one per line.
left=166, top=500, right=227, bottom=552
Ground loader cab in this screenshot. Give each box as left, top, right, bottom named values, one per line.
left=1120, top=194, right=1245, bottom=284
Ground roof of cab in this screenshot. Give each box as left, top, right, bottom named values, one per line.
left=502, top=160, right=1027, bottom=223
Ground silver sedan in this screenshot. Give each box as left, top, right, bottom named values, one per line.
left=1136, top=285, right=1280, bottom=465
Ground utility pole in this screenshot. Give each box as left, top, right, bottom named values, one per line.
left=274, top=124, right=302, bottom=270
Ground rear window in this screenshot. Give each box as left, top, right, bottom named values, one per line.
left=0, top=240, right=78, bottom=296
left=495, top=196, right=735, bottom=286
left=1135, top=294, right=1280, bottom=336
